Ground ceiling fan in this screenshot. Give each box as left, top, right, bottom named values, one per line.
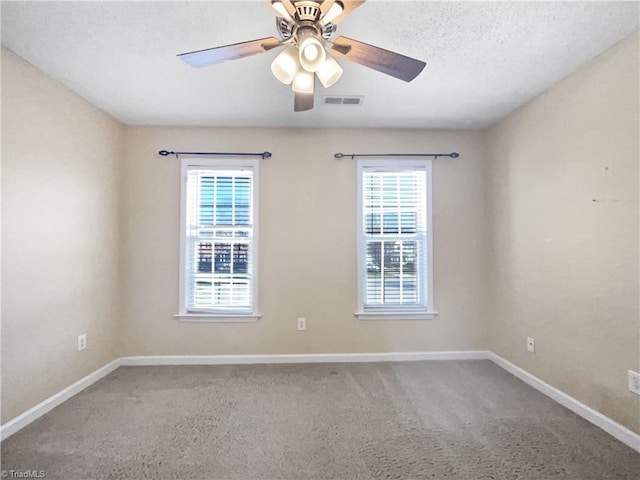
left=177, top=0, right=426, bottom=112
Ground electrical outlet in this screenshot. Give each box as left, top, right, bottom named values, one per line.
left=77, top=333, right=87, bottom=352
left=628, top=370, right=640, bottom=395
left=527, top=337, right=535, bottom=353
left=297, top=317, right=306, bottom=331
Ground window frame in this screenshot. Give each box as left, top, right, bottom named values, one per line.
left=355, top=159, right=437, bottom=320
left=175, top=157, right=260, bottom=322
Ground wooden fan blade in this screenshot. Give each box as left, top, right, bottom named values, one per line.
left=294, top=92, right=314, bottom=112
left=280, top=0, right=297, bottom=17
left=263, top=0, right=296, bottom=19
left=319, top=0, right=337, bottom=17
left=330, top=36, right=426, bottom=82
left=328, top=0, right=366, bottom=25
left=178, top=37, right=281, bottom=68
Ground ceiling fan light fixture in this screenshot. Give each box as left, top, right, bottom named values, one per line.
left=271, top=46, right=300, bottom=84
left=298, top=35, right=326, bottom=72
left=178, top=0, right=425, bottom=112
left=316, top=55, right=343, bottom=88
left=292, top=69, right=315, bottom=94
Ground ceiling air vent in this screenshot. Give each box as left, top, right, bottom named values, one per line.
left=322, top=95, right=364, bottom=106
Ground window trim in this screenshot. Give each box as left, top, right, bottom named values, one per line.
left=355, top=159, right=437, bottom=320
left=177, top=157, right=260, bottom=322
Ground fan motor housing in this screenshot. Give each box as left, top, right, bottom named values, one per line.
left=276, top=17, right=294, bottom=39
left=275, top=1, right=336, bottom=41
left=294, top=1, right=321, bottom=22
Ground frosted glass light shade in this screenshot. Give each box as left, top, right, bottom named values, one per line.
left=316, top=56, right=343, bottom=88
left=303, top=44, right=320, bottom=62
left=271, top=46, right=300, bottom=85
left=298, top=36, right=326, bottom=72
left=292, top=69, right=315, bottom=94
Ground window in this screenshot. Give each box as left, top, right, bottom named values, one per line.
left=177, top=158, right=259, bottom=321
left=356, top=160, right=435, bottom=320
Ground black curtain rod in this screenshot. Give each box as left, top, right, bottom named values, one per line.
left=158, top=150, right=272, bottom=159
left=334, top=152, right=459, bottom=160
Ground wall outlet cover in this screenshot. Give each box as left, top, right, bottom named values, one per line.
left=527, top=337, right=535, bottom=353
left=77, top=334, right=87, bottom=351
left=297, top=317, right=306, bottom=331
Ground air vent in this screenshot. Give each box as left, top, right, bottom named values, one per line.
left=322, top=95, right=364, bottom=106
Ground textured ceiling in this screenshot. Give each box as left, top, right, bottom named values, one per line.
left=1, top=1, right=638, bottom=129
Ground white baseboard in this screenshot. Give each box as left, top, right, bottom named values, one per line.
left=2, top=351, right=638, bottom=454
left=119, top=351, right=490, bottom=366
left=0, top=358, right=122, bottom=441
left=487, top=352, right=640, bottom=453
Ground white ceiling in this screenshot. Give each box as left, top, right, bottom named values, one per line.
left=1, top=1, right=638, bottom=129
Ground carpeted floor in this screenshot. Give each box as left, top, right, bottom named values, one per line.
left=1, top=360, right=638, bottom=479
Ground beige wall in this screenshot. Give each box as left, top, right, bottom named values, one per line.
left=486, top=32, right=640, bottom=433
left=120, top=127, right=489, bottom=356
left=1, top=48, right=124, bottom=423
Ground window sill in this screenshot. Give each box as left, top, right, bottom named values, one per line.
left=354, top=311, right=438, bottom=321
left=174, top=313, right=261, bottom=323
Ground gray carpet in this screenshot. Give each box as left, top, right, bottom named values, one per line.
left=1, top=360, right=638, bottom=479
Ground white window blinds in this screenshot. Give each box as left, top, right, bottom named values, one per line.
left=183, top=166, right=255, bottom=313
left=360, top=167, right=429, bottom=310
